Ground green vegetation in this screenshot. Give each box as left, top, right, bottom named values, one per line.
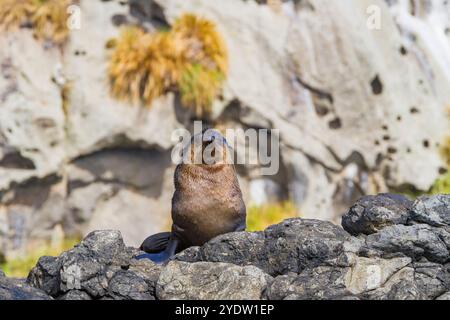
left=179, top=64, right=225, bottom=117
left=429, top=135, right=450, bottom=195
left=430, top=172, right=450, bottom=194
left=1, top=237, right=80, bottom=278
left=0, top=0, right=73, bottom=44
left=246, top=201, right=300, bottom=232
left=108, top=13, right=228, bottom=118
left=109, top=27, right=182, bottom=106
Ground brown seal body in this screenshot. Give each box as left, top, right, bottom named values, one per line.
left=171, top=159, right=246, bottom=249
left=137, top=129, right=246, bottom=263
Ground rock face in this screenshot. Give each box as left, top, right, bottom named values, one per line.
left=342, top=193, right=412, bottom=235
left=0, top=273, right=50, bottom=300
left=1, top=0, right=450, bottom=258
left=1, top=194, right=443, bottom=300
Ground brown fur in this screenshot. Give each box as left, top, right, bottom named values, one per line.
left=139, top=130, right=246, bottom=259
left=171, top=133, right=246, bottom=249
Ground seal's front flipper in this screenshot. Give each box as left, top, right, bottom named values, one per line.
left=135, top=252, right=172, bottom=264
left=235, top=219, right=247, bottom=232
left=140, top=232, right=171, bottom=253
left=136, top=236, right=180, bottom=264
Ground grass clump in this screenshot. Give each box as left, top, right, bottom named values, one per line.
left=0, top=237, right=80, bottom=278
left=109, top=27, right=182, bottom=105
left=0, top=0, right=34, bottom=29
left=430, top=172, right=450, bottom=194
left=172, top=13, right=228, bottom=75
left=179, top=64, right=225, bottom=116
left=108, top=13, right=228, bottom=118
left=246, top=201, right=300, bottom=232
left=0, top=0, right=73, bottom=44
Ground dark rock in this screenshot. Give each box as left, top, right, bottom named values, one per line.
left=411, top=195, right=450, bottom=227
left=0, top=277, right=51, bottom=300
left=362, top=267, right=425, bottom=300
left=157, top=261, right=272, bottom=300
left=362, top=224, right=449, bottom=263
left=177, top=219, right=357, bottom=276
left=412, top=261, right=450, bottom=299
left=0, top=194, right=444, bottom=300
left=28, top=230, right=160, bottom=300
left=263, top=219, right=355, bottom=275
left=342, top=193, right=411, bottom=236
left=179, top=231, right=266, bottom=267
left=265, top=267, right=352, bottom=300
left=107, top=269, right=154, bottom=300
left=27, top=256, right=62, bottom=297
left=59, top=290, right=92, bottom=300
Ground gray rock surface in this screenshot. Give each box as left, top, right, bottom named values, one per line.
left=0, top=276, right=51, bottom=300
left=175, top=219, right=359, bottom=276
left=157, top=261, right=272, bottom=300
left=342, top=194, right=412, bottom=235
left=436, top=292, right=450, bottom=300
left=27, top=230, right=161, bottom=300
left=411, top=195, right=450, bottom=227
left=1, top=0, right=450, bottom=257
left=1, top=194, right=442, bottom=300
left=362, top=224, right=449, bottom=263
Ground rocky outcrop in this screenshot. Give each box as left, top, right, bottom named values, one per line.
left=1, top=194, right=441, bottom=300
left=0, top=272, right=50, bottom=300
left=1, top=0, right=450, bottom=258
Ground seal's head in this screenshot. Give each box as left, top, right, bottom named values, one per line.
left=183, top=129, right=233, bottom=166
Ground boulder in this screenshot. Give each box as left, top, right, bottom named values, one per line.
left=342, top=193, right=412, bottom=235
left=156, top=261, right=272, bottom=300
left=362, top=224, right=449, bottom=263
left=175, top=218, right=360, bottom=276
left=27, top=230, right=162, bottom=300
left=411, top=195, right=450, bottom=227
left=1, top=194, right=440, bottom=300
left=0, top=276, right=51, bottom=300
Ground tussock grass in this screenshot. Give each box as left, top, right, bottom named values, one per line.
left=179, top=63, right=225, bottom=116
left=108, top=13, right=228, bottom=117
left=109, top=27, right=183, bottom=105
left=172, top=13, right=228, bottom=75
left=0, top=0, right=72, bottom=44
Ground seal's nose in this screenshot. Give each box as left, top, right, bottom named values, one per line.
left=202, top=130, right=229, bottom=147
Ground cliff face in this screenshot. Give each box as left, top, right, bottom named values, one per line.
left=0, top=193, right=447, bottom=300
left=1, top=0, right=450, bottom=256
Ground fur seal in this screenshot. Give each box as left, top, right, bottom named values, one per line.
left=136, top=129, right=246, bottom=263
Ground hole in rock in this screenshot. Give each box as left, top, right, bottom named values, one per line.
left=370, top=75, right=383, bottom=95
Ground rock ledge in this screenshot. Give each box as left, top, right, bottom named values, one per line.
left=1, top=194, right=449, bottom=300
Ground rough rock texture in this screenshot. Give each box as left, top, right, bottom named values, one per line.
left=0, top=194, right=441, bottom=300
left=411, top=194, right=450, bottom=227
left=157, top=261, right=271, bottom=300
left=27, top=230, right=162, bottom=300
left=1, top=0, right=450, bottom=257
left=0, top=275, right=50, bottom=300
left=342, top=193, right=412, bottom=235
